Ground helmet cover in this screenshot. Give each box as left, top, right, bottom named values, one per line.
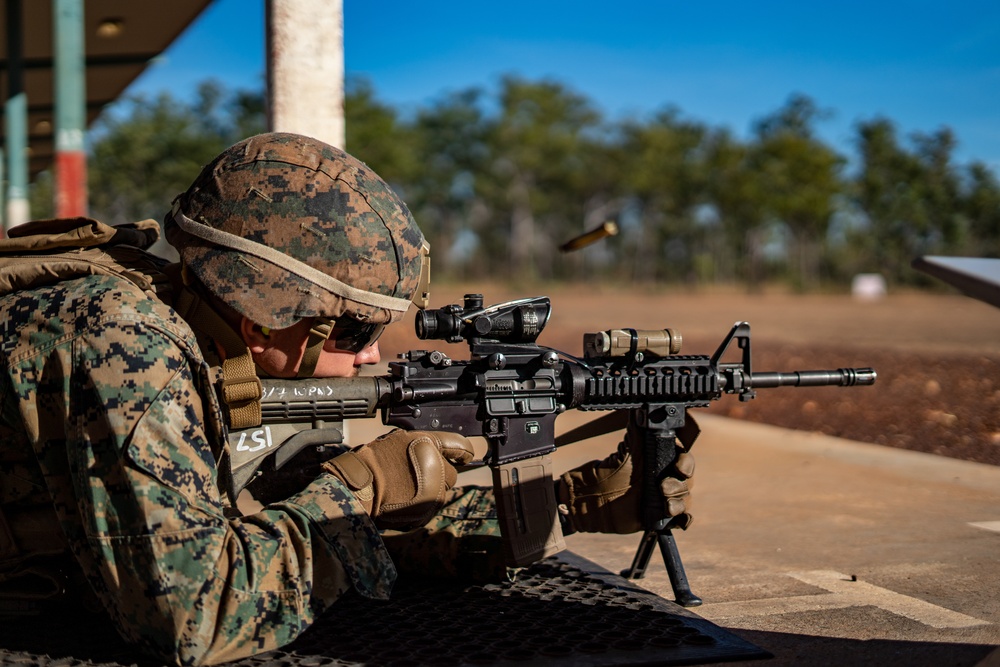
left=165, top=132, right=427, bottom=329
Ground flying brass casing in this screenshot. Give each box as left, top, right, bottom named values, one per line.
left=559, top=221, right=619, bottom=252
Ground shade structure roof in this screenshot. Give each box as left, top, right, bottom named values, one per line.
left=0, top=0, right=212, bottom=176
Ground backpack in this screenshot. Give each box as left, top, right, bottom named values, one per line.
left=0, top=216, right=171, bottom=300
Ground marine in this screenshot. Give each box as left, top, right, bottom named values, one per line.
left=0, top=133, right=695, bottom=665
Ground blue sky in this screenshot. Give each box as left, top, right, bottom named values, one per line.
left=126, top=0, right=1000, bottom=171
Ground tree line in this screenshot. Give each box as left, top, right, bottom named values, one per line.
left=30, top=76, right=1000, bottom=290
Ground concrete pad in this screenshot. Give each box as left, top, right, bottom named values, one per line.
left=302, top=406, right=1000, bottom=665
left=550, top=413, right=1000, bottom=665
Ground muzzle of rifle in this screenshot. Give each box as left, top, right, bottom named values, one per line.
left=749, top=368, right=877, bottom=388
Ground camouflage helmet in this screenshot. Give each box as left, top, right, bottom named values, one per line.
left=165, top=132, right=430, bottom=331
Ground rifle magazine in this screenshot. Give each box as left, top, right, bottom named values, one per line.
left=492, top=455, right=566, bottom=567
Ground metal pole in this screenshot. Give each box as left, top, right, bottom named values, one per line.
left=53, top=0, right=87, bottom=217
left=5, top=0, right=30, bottom=231
left=0, top=148, right=6, bottom=234
left=266, top=0, right=345, bottom=149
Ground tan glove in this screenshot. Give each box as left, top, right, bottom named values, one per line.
left=557, top=415, right=697, bottom=534
left=323, top=429, right=475, bottom=530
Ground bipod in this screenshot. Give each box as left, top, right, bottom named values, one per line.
left=621, top=528, right=702, bottom=607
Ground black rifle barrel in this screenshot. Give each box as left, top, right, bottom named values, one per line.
left=750, top=367, right=877, bottom=389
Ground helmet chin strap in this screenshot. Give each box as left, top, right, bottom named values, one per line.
left=174, top=266, right=263, bottom=430
left=297, top=317, right=334, bottom=378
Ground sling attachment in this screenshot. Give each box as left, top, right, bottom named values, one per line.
left=220, top=352, right=263, bottom=430
left=173, top=284, right=263, bottom=430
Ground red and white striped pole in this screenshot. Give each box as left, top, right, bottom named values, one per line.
left=53, top=0, right=87, bottom=218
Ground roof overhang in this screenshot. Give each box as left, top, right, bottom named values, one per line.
left=0, top=0, right=213, bottom=176
left=913, top=256, right=1000, bottom=310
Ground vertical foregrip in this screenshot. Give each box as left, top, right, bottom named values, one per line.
left=634, top=406, right=684, bottom=530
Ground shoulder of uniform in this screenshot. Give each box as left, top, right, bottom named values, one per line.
left=1, top=273, right=199, bottom=357
left=81, top=273, right=198, bottom=345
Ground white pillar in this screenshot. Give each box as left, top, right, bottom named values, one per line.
left=5, top=0, right=30, bottom=231
left=266, top=0, right=345, bottom=149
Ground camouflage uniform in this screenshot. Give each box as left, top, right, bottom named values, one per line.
left=0, top=271, right=397, bottom=664
left=0, top=134, right=503, bottom=666
left=0, top=134, right=682, bottom=665
left=383, top=487, right=506, bottom=583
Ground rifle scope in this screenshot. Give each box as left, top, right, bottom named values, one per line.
left=416, top=294, right=552, bottom=344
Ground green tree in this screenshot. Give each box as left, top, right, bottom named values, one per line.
left=963, top=161, right=1000, bottom=257
left=563, top=130, right=629, bottom=283
left=852, top=119, right=965, bottom=284
left=852, top=118, right=911, bottom=280
left=911, top=128, right=965, bottom=251
left=406, top=87, right=492, bottom=278
left=702, top=129, right=766, bottom=286
left=344, top=77, right=418, bottom=186
left=749, top=95, right=845, bottom=289
left=487, top=76, right=603, bottom=281
left=88, top=82, right=264, bottom=226
left=226, top=87, right=268, bottom=142
left=618, top=108, right=708, bottom=282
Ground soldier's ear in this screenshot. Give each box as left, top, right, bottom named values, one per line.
left=240, top=317, right=271, bottom=352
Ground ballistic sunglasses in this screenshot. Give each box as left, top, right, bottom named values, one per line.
left=324, top=315, right=386, bottom=353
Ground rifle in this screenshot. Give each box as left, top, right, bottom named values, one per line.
left=228, top=294, right=876, bottom=606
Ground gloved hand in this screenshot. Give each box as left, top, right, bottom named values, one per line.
left=323, top=429, right=475, bottom=530
left=556, top=414, right=697, bottom=534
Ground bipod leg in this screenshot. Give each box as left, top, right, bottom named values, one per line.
left=657, top=529, right=702, bottom=607
left=620, top=529, right=703, bottom=607
left=620, top=530, right=657, bottom=580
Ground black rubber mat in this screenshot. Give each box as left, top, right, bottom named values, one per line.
left=0, top=552, right=770, bottom=666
